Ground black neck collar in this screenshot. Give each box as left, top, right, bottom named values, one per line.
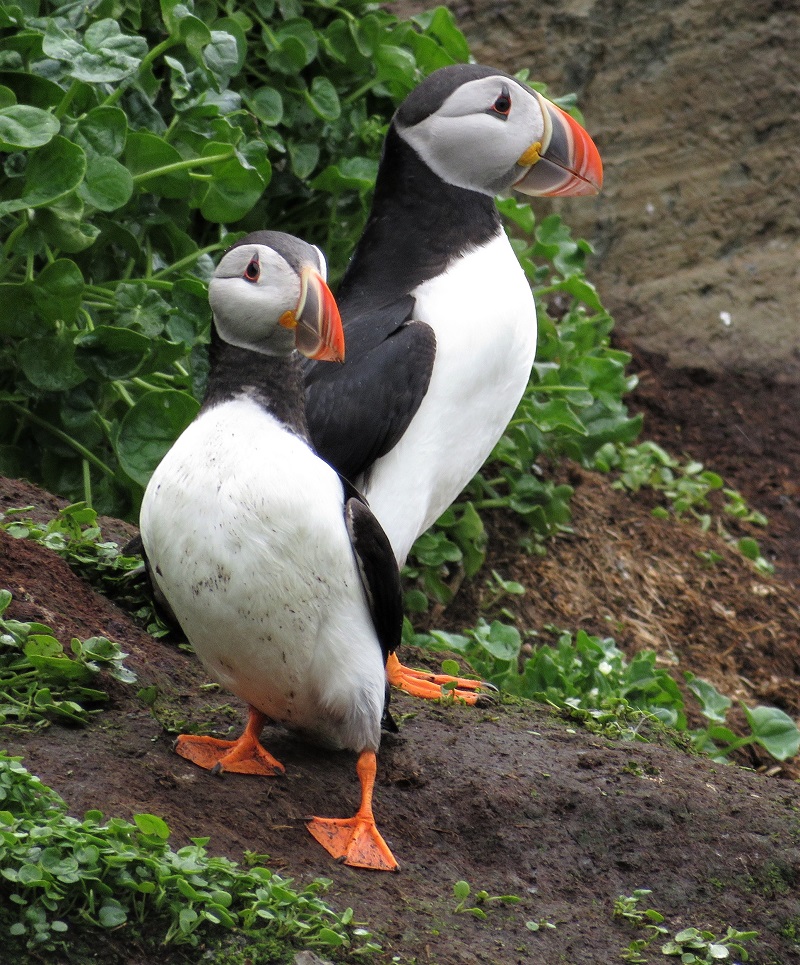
left=201, top=327, right=310, bottom=440
left=337, top=125, right=501, bottom=315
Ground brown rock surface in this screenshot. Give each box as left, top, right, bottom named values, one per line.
left=402, top=0, right=800, bottom=376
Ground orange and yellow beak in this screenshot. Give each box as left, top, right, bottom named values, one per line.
left=281, top=267, right=345, bottom=363
left=514, top=93, right=603, bottom=197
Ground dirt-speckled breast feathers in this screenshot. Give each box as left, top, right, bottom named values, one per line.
left=139, top=231, right=402, bottom=871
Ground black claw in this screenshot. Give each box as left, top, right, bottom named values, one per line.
left=211, top=762, right=225, bottom=778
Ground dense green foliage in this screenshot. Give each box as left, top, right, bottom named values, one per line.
left=0, top=754, right=374, bottom=955
left=0, top=0, right=642, bottom=533
left=0, top=500, right=167, bottom=631
left=0, top=0, right=469, bottom=517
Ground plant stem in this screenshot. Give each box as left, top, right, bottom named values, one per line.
left=82, top=460, right=93, bottom=508
left=529, top=384, right=592, bottom=393
left=6, top=402, right=115, bottom=479
left=130, top=377, right=161, bottom=392
left=470, top=498, right=512, bottom=511
left=130, top=150, right=235, bottom=185
left=0, top=215, right=30, bottom=276
left=101, top=37, right=179, bottom=109
left=54, top=79, right=81, bottom=120
left=113, top=382, right=136, bottom=408
left=343, top=78, right=378, bottom=106
left=151, top=243, right=222, bottom=280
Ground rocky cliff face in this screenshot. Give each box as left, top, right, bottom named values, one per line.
left=401, top=0, right=800, bottom=377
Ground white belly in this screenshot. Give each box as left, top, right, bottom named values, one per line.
left=361, top=232, right=537, bottom=564
left=139, top=397, right=385, bottom=752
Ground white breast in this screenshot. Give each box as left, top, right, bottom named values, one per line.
left=139, top=397, right=385, bottom=753
left=360, top=231, right=537, bottom=564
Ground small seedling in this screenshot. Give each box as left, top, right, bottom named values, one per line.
left=661, top=925, right=758, bottom=962
left=0, top=589, right=135, bottom=728
left=526, top=919, right=557, bottom=932
left=452, top=880, right=521, bottom=919
left=480, top=570, right=526, bottom=616
left=614, top=891, right=758, bottom=964
left=696, top=549, right=723, bottom=568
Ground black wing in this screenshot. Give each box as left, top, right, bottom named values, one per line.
left=303, top=296, right=436, bottom=482
left=122, top=533, right=180, bottom=628
left=343, top=481, right=403, bottom=665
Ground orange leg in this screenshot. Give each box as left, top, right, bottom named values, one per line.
left=307, top=750, right=398, bottom=872
left=385, top=651, right=491, bottom=705
left=174, top=706, right=284, bottom=776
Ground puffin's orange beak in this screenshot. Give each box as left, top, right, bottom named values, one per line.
left=289, top=267, right=345, bottom=363
left=514, top=94, right=603, bottom=197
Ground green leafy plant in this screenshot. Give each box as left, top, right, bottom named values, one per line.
left=411, top=623, right=686, bottom=724
left=404, top=208, right=642, bottom=606
left=686, top=672, right=800, bottom=763
left=0, top=501, right=167, bottom=633
left=0, top=753, right=377, bottom=955
left=0, top=0, right=469, bottom=518
left=615, top=890, right=757, bottom=964
left=477, top=205, right=642, bottom=532
left=2, top=501, right=136, bottom=587
left=615, top=888, right=668, bottom=961
left=0, top=589, right=135, bottom=728
left=595, top=442, right=774, bottom=574
left=451, top=879, right=520, bottom=920
left=662, top=926, right=759, bottom=962
left=407, top=621, right=800, bottom=763
left=403, top=502, right=486, bottom=611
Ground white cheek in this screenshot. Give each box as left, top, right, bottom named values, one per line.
left=209, top=272, right=300, bottom=351
left=402, top=105, right=546, bottom=194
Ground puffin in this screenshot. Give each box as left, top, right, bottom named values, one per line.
left=139, top=231, right=401, bottom=872
left=303, top=63, right=603, bottom=699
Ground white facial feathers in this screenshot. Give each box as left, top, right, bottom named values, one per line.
left=396, top=76, right=546, bottom=196
left=209, top=244, right=302, bottom=355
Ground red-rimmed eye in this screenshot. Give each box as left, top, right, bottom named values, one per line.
left=491, top=91, right=512, bottom=117
left=243, top=257, right=260, bottom=282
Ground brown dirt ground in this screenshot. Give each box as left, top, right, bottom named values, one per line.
left=1, top=359, right=799, bottom=965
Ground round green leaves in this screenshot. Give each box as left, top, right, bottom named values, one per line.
left=117, top=390, right=200, bottom=486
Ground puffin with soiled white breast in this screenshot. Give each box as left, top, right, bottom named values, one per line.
left=303, top=63, right=603, bottom=699
left=139, top=231, right=401, bottom=871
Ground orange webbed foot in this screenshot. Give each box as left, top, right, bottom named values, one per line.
left=174, top=707, right=284, bottom=776
left=307, top=814, right=398, bottom=871
left=386, top=652, right=493, bottom=705
left=306, top=750, right=398, bottom=872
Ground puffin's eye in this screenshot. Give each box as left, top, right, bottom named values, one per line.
left=243, top=257, right=260, bottom=282
left=491, top=92, right=512, bottom=117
